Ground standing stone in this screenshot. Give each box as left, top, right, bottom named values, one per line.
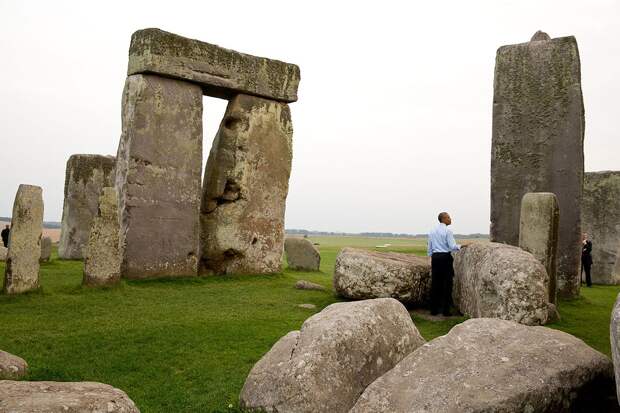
left=491, top=32, right=584, bottom=298
left=611, top=293, right=620, bottom=403
left=83, top=187, right=121, bottom=286
left=39, top=236, right=52, bottom=263
left=519, top=192, right=559, bottom=304
left=200, top=94, right=292, bottom=275
left=582, top=171, right=620, bottom=284
left=240, top=298, right=425, bottom=413
left=58, top=154, right=116, bottom=259
left=128, top=28, right=300, bottom=103
left=3, top=185, right=43, bottom=294
left=285, top=237, right=320, bottom=271
left=453, top=242, right=549, bottom=325
left=116, top=74, right=202, bottom=279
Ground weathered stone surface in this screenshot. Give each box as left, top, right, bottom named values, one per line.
left=519, top=192, right=559, bottom=304
left=39, top=236, right=52, bottom=263
left=297, top=303, right=316, bottom=310
left=58, top=154, right=116, bottom=259
left=240, top=298, right=425, bottom=413
left=0, top=380, right=140, bottom=412
left=582, top=171, right=620, bottom=284
left=333, top=247, right=431, bottom=305
left=351, top=318, right=616, bottom=412
left=4, top=185, right=43, bottom=295
left=285, top=237, right=320, bottom=271
left=453, top=242, right=549, bottom=325
left=611, top=293, right=620, bottom=403
left=116, top=74, right=202, bottom=279
left=200, top=94, right=292, bottom=275
left=531, top=30, right=551, bottom=41
left=294, top=280, right=325, bottom=291
left=0, top=246, right=6, bottom=262
left=491, top=33, right=584, bottom=299
left=0, top=350, right=27, bottom=380
left=128, top=28, right=300, bottom=103
left=83, top=188, right=121, bottom=287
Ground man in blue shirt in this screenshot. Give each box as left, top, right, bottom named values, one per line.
left=427, top=212, right=463, bottom=316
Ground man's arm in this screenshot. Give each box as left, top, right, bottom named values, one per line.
left=447, top=229, right=460, bottom=252
left=427, top=236, right=433, bottom=257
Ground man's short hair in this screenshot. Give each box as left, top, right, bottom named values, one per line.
left=438, top=212, right=448, bottom=223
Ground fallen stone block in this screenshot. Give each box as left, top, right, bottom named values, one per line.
left=0, top=380, right=140, bottom=412
left=0, top=350, right=27, bottom=380
left=351, top=318, right=616, bottom=412
left=294, top=280, right=326, bottom=291
left=333, top=248, right=431, bottom=305
left=453, top=242, right=549, bottom=325
left=285, top=238, right=320, bottom=271
left=240, top=298, right=425, bottom=413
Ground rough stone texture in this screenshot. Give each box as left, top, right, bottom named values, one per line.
left=58, top=155, right=116, bottom=259
left=297, top=303, right=316, bottom=310
left=294, top=280, right=325, bottom=291
left=83, top=188, right=121, bottom=287
left=200, top=94, right=292, bottom=275
left=4, top=185, right=43, bottom=295
left=519, top=192, right=559, bottom=304
left=0, top=246, right=6, bottom=262
left=351, top=318, right=616, bottom=412
left=0, top=381, right=140, bottom=412
left=531, top=30, right=551, bottom=41
left=116, top=74, right=202, bottom=279
left=491, top=33, right=584, bottom=299
left=0, top=350, right=27, bottom=380
left=128, top=28, right=300, bottom=103
left=333, top=247, right=431, bottom=305
left=39, top=236, right=52, bottom=263
left=582, top=171, right=620, bottom=284
left=611, top=293, right=620, bottom=403
left=453, top=242, right=549, bottom=325
left=239, top=298, right=425, bottom=413
left=285, top=237, right=320, bottom=271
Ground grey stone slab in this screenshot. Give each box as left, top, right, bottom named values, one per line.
left=519, top=192, right=559, bottom=303
left=491, top=33, right=584, bottom=298
left=128, top=28, right=300, bottom=103
left=39, top=236, right=52, bottom=263
left=582, top=171, right=620, bottom=284
left=116, top=74, right=203, bottom=279
left=200, top=94, right=292, bottom=275
left=3, top=185, right=43, bottom=294
left=58, top=154, right=116, bottom=259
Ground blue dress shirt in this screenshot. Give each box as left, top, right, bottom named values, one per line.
left=427, top=223, right=461, bottom=256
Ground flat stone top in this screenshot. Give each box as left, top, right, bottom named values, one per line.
left=339, top=247, right=430, bottom=266
left=128, top=28, right=300, bottom=103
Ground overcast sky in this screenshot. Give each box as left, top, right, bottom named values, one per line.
left=1, top=1, right=618, bottom=234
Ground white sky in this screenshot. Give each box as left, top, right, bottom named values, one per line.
left=0, top=0, right=618, bottom=234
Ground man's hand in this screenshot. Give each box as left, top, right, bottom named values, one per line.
left=460, top=241, right=474, bottom=248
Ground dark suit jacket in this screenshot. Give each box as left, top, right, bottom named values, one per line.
left=582, top=240, right=593, bottom=266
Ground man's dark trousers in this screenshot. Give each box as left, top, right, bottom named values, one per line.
left=430, top=252, right=454, bottom=315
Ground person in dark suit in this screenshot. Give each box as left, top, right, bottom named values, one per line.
left=1, top=225, right=9, bottom=248
left=581, top=233, right=593, bottom=287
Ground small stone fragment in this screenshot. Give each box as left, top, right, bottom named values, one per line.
left=530, top=30, right=551, bottom=41
left=297, top=303, right=316, bottom=310
left=0, top=350, right=28, bottom=380
left=294, top=280, right=326, bottom=291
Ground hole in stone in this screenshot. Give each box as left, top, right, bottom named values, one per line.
left=224, top=117, right=240, bottom=130
left=252, top=237, right=258, bottom=245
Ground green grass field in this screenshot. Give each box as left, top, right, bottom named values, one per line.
left=1, top=236, right=618, bottom=412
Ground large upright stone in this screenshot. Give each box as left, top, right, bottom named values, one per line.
left=351, top=318, right=615, bottom=412
left=453, top=242, right=549, bottom=325
left=3, top=185, right=43, bottom=295
left=116, top=74, right=202, bottom=279
left=582, top=171, right=620, bottom=284
left=83, top=187, right=121, bottom=286
left=39, top=236, right=52, bottom=263
left=200, top=94, right=292, bottom=275
left=240, top=298, right=425, bottom=413
left=491, top=33, right=584, bottom=298
left=519, top=192, right=559, bottom=304
left=611, top=293, right=620, bottom=403
left=128, top=28, right=300, bottom=103
left=58, top=154, right=116, bottom=259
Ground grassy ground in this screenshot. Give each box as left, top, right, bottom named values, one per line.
left=0, top=236, right=618, bottom=412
